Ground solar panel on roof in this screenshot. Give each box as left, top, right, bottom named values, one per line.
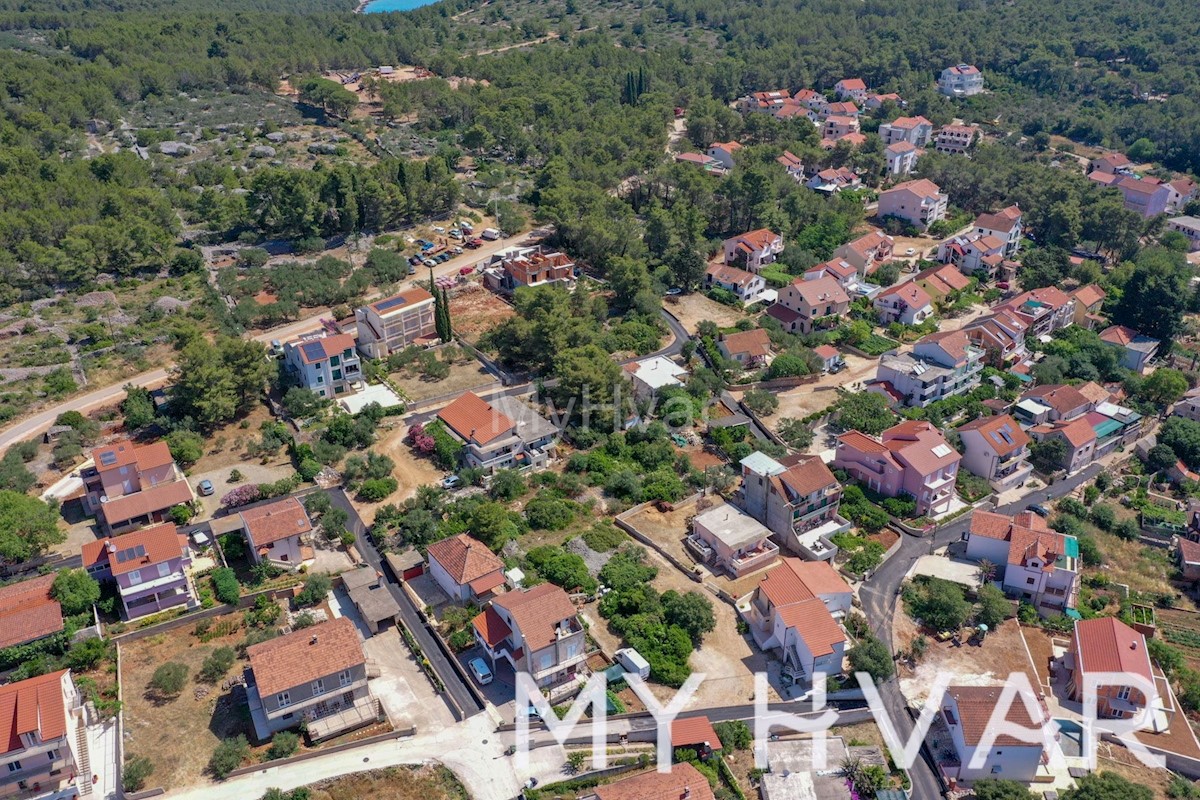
left=374, top=295, right=411, bottom=313
left=301, top=341, right=326, bottom=361
left=116, top=544, right=146, bottom=564
left=99, top=451, right=118, bottom=467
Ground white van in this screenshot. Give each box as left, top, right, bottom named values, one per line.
left=481, top=227, right=502, bottom=241
left=615, top=647, right=650, bottom=680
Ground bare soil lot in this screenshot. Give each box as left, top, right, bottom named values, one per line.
left=301, top=765, right=469, bottom=800
left=121, top=615, right=256, bottom=789
left=664, top=293, right=746, bottom=335
left=767, top=352, right=879, bottom=421
left=390, top=356, right=497, bottom=404
left=448, top=284, right=515, bottom=344
left=373, top=425, right=447, bottom=511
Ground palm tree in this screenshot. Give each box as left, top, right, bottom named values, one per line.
left=977, top=558, right=997, bottom=583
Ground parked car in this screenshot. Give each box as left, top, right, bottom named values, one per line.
left=516, top=705, right=542, bottom=720
left=432, top=226, right=445, bottom=233
left=468, top=657, right=493, bottom=685
left=452, top=246, right=464, bottom=255
left=459, top=266, right=473, bottom=276
left=449, top=229, right=462, bottom=239
left=408, top=264, right=416, bottom=274
left=197, top=479, right=215, bottom=496
left=996, top=281, right=1010, bottom=290
left=904, top=247, right=916, bottom=256
left=829, top=361, right=846, bottom=374
left=665, top=287, right=683, bottom=296
left=442, top=474, right=462, bottom=489
left=423, top=259, right=437, bottom=268
left=1026, top=503, right=1050, bottom=517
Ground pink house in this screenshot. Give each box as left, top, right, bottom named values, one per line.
left=833, top=420, right=961, bottom=516
left=1092, top=174, right=1173, bottom=219
left=878, top=115, right=934, bottom=147
left=834, top=230, right=894, bottom=275
left=772, top=274, right=850, bottom=333
left=878, top=179, right=948, bottom=230
left=723, top=229, right=784, bottom=272
left=873, top=281, right=933, bottom=326
left=83, top=439, right=195, bottom=534
left=822, top=115, right=860, bottom=142
left=82, top=521, right=194, bottom=620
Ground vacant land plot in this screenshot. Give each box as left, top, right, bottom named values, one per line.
left=374, top=425, right=448, bottom=508
left=664, top=292, right=745, bottom=334
left=894, top=610, right=1040, bottom=706
left=121, top=615, right=257, bottom=789
left=1158, top=608, right=1200, bottom=672
left=390, top=356, right=497, bottom=404
left=768, top=352, right=879, bottom=421
left=620, top=499, right=704, bottom=573
left=448, top=284, right=514, bottom=343
left=300, top=765, right=468, bottom=800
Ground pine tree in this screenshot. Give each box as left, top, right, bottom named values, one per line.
left=440, top=288, right=453, bottom=341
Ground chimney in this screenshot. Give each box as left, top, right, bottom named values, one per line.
left=106, top=540, right=116, bottom=554
left=682, top=786, right=691, bottom=799
left=310, top=635, right=319, bottom=645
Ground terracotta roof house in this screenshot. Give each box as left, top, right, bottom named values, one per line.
left=885, top=140, right=921, bottom=176
left=739, top=557, right=852, bottom=685
left=1028, top=417, right=1098, bottom=473
left=0, top=670, right=86, bottom=800
left=941, top=685, right=1048, bottom=784
left=914, top=263, right=972, bottom=300
left=873, top=281, right=933, bottom=326
left=1111, top=175, right=1172, bottom=218
left=864, top=92, right=903, bottom=109
left=834, top=78, right=868, bottom=101
left=740, top=451, right=849, bottom=562
left=237, top=496, right=314, bottom=570
left=737, top=90, right=793, bottom=115
left=706, top=140, right=743, bottom=170
left=965, top=509, right=1079, bottom=616
left=722, top=229, right=783, bottom=273
left=958, top=414, right=1033, bottom=491
left=472, top=583, right=586, bottom=689
left=997, top=287, right=1075, bottom=338
left=813, top=344, right=841, bottom=371
left=355, top=287, right=436, bottom=359
left=936, top=232, right=1008, bottom=279
left=81, top=522, right=194, bottom=620
left=671, top=715, right=724, bottom=759
left=935, top=123, right=977, bottom=155
left=834, top=230, right=894, bottom=275
left=1070, top=284, right=1107, bottom=329
left=1178, top=537, right=1200, bottom=582
left=1065, top=617, right=1173, bottom=733
left=284, top=330, right=362, bottom=399
left=938, top=64, right=984, bottom=97
left=964, top=308, right=1029, bottom=365
left=588, top=762, right=715, bottom=800
left=245, top=616, right=378, bottom=742
left=82, top=438, right=194, bottom=535
left=874, top=330, right=984, bottom=408
left=704, top=262, right=766, bottom=303
left=1089, top=152, right=1133, bottom=175
left=879, top=115, right=934, bottom=147
left=717, top=328, right=772, bottom=367
left=878, top=179, right=948, bottom=230
left=972, top=205, right=1023, bottom=257
left=436, top=391, right=556, bottom=472
left=774, top=275, right=850, bottom=334
left=821, top=115, right=860, bottom=143
left=833, top=420, right=960, bottom=516
left=776, top=150, right=805, bottom=181
left=806, top=166, right=862, bottom=194
left=426, top=533, right=506, bottom=602
left=1099, top=325, right=1160, bottom=373
left=0, top=573, right=64, bottom=650
left=1019, top=384, right=1093, bottom=422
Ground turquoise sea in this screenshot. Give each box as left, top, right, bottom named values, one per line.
left=362, top=0, right=437, bottom=12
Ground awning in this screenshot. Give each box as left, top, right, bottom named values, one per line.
left=1065, top=608, right=1082, bottom=620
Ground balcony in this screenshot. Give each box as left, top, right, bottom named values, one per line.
left=730, top=540, right=780, bottom=574
left=925, top=472, right=956, bottom=491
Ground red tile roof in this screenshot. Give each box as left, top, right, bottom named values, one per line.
left=706, top=262, right=759, bottom=289
left=671, top=715, right=724, bottom=750
left=92, top=439, right=174, bottom=474
left=1023, top=384, right=1091, bottom=416
left=915, top=263, right=971, bottom=297
left=0, top=670, right=71, bottom=754
left=491, top=583, right=577, bottom=651
left=240, top=496, right=312, bottom=548
left=728, top=228, right=780, bottom=251
left=918, top=329, right=975, bottom=364
left=1098, top=324, right=1139, bottom=346
left=887, top=178, right=943, bottom=199
left=95, top=479, right=194, bottom=526
left=1055, top=417, right=1098, bottom=448
left=82, top=521, right=188, bottom=576
left=765, top=303, right=802, bottom=326
left=840, top=230, right=892, bottom=258
left=887, top=115, right=932, bottom=130
left=1179, top=537, right=1200, bottom=565
left=437, top=391, right=514, bottom=446
left=957, top=413, right=1029, bottom=457
left=944, top=685, right=1045, bottom=746
left=789, top=274, right=850, bottom=308
left=472, top=605, right=512, bottom=647
left=593, top=762, right=716, bottom=800
left=719, top=329, right=772, bottom=359
left=757, top=558, right=851, bottom=608
left=1072, top=617, right=1153, bottom=685
left=1007, top=527, right=1068, bottom=570
left=248, top=617, right=365, bottom=698
left=814, top=344, right=840, bottom=360
left=368, top=287, right=434, bottom=316
left=974, top=205, right=1022, bottom=233
left=777, top=598, right=847, bottom=656
left=290, top=332, right=356, bottom=364
left=878, top=281, right=932, bottom=310
left=1070, top=284, right=1106, bottom=309
left=775, top=455, right=839, bottom=498
left=881, top=420, right=960, bottom=475
left=426, top=533, right=505, bottom=585
left=0, top=573, right=63, bottom=649
left=836, top=78, right=866, bottom=91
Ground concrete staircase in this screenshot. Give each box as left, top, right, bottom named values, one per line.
left=75, top=717, right=92, bottom=797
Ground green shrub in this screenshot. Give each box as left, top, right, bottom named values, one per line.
left=122, top=755, right=155, bottom=792
left=295, top=573, right=332, bottom=607
left=149, top=662, right=188, bottom=698
left=209, top=735, right=250, bottom=779
left=197, top=647, right=237, bottom=684
left=212, top=568, right=240, bottom=605
left=266, top=731, right=300, bottom=761
left=358, top=476, right=398, bottom=501
left=65, top=637, right=110, bottom=671
left=582, top=523, right=624, bottom=552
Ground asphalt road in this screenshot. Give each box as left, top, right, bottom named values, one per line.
left=857, top=461, right=1105, bottom=797
left=325, top=486, right=485, bottom=720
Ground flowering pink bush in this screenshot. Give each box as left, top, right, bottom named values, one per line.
left=221, top=484, right=262, bottom=508
left=407, top=424, right=435, bottom=455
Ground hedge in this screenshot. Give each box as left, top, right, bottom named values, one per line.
left=211, top=568, right=240, bottom=605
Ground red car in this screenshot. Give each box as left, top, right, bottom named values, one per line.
left=459, top=266, right=474, bottom=276
left=996, top=281, right=1010, bottom=290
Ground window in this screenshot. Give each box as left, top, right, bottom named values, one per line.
left=991, top=765, right=1001, bottom=774
left=330, top=355, right=340, bottom=367
left=157, top=562, right=170, bottom=578
left=7, top=761, right=21, bottom=772
left=277, top=691, right=291, bottom=708
left=312, top=678, right=325, bottom=696
left=316, top=375, right=324, bottom=384
left=1117, top=686, right=1132, bottom=701
left=343, top=691, right=354, bottom=705
left=332, top=369, right=342, bottom=381
left=128, top=569, right=142, bottom=585
left=1026, top=577, right=1036, bottom=585
left=339, top=669, right=353, bottom=688
left=47, top=750, right=59, bottom=762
